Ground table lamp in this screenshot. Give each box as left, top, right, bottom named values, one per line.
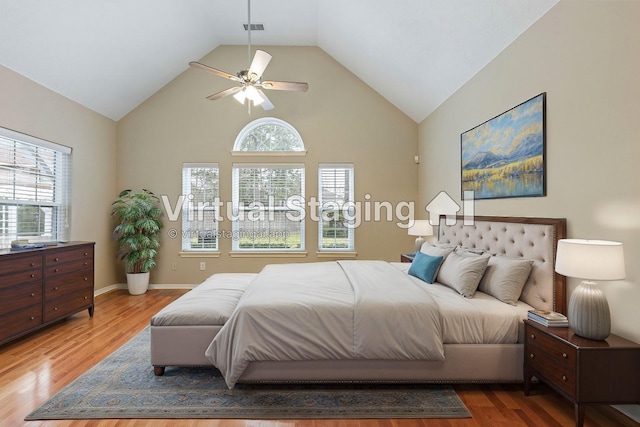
left=408, top=220, right=434, bottom=253
left=554, top=239, right=625, bottom=340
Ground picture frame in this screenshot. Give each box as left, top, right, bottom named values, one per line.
left=461, top=93, right=546, bottom=200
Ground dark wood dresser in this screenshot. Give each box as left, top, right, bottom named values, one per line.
left=0, top=242, right=95, bottom=346
left=524, top=319, right=640, bottom=427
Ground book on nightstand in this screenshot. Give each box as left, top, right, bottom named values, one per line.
left=527, top=309, right=568, bottom=327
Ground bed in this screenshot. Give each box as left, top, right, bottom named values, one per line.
left=151, top=215, right=566, bottom=387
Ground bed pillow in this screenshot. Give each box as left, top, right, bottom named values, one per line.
left=420, top=242, right=456, bottom=258
left=478, top=256, right=534, bottom=305
left=436, top=252, right=490, bottom=298
left=408, top=252, right=444, bottom=284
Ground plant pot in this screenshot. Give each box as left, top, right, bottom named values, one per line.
left=126, top=272, right=150, bottom=295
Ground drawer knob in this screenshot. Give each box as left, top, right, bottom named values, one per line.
left=84, top=262, right=88, bottom=266
left=530, top=334, right=535, bottom=339
left=54, top=307, right=58, bottom=311
left=30, top=316, right=35, bottom=320
left=84, top=252, right=88, bottom=256
left=562, top=375, right=567, bottom=382
left=55, top=268, right=59, bottom=272
left=84, top=277, right=88, bottom=281
left=30, top=274, right=35, bottom=278
left=54, top=286, right=59, bottom=291
left=529, top=354, right=535, bottom=359
left=562, top=353, right=568, bottom=358
left=30, top=293, right=35, bottom=297
left=54, top=257, right=59, bottom=261
left=84, top=296, right=88, bottom=300
left=30, top=262, right=35, bottom=267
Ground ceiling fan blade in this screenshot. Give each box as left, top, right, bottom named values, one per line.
left=206, top=86, right=242, bottom=101
left=256, top=89, right=274, bottom=110
left=248, top=50, right=272, bottom=80
left=261, top=80, right=309, bottom=92
left=189, top=62, right=242, bottom=82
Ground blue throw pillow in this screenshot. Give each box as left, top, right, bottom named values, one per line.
left=408, top=251, right=444, bottom=284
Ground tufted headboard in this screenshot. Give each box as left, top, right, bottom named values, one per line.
left=438, top=215, right=567, bottom=313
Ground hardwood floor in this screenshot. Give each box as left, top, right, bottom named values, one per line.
left=0, top=289, right=636, bottom=427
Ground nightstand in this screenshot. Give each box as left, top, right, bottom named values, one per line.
left=524, top=319, right=640, bottom=427
left=400, top=253, right=415, bottom=263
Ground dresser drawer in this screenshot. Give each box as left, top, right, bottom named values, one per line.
left=0, top=304, right=43, bottom=342
left=45, top=245, right=94, bottom=266
left=526, top=325, right=576, bottom=369
left=0, top=282, right=42, bottom=314
left=45, top=256, right=94, bottom=277
left=527, top=344, right=577, bottom=397
left=44, top=288, right=93, bottom=322
left=45, top=270, right=94, bottom=298
left=0, top=268, right=42, bottom=289
left=0, top=253, right=41, bottom=276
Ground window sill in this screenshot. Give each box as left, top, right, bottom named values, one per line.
left=316, top=251, right=358, bottom=258
left=179, top=252, right=220, bottom=258
left=229, top=251, right=308, bottom=258
left=231, top=151, right=307, bottom=157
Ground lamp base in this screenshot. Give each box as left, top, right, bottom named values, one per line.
left=568, top=281, right=611, bottom=340
left=414, top=236, right=425, bottom=253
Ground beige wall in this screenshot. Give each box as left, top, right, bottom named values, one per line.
left=117, top=46, right=419, bottom=284
left=419, top=1, right=640, bottom=341
left=0, top=64, right=118, bottom=291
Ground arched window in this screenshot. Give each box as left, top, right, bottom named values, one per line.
left=233, top=118, right=305, bottom=153
left=232, top=118, right=306, bottom=252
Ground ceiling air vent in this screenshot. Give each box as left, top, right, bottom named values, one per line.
left=243, top=23, right=264, bottom=31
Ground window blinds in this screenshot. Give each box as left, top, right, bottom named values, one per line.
left=181, top=163, right=219, bottom=251
left=232, top=163, right=305, bottom=251
left=0, top=127, right=71, bottom=248
left=318, top=164, right=354, bottom=251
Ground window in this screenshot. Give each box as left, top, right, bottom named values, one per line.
left=233, top=117, right=305, bottom=153
left=232, top=164, right=305, bottom=251
left=0, top=128, right=71, bottom=249
left=181, top=163, right=219, bottom=251
left=318, top=164, right=355, bottom=251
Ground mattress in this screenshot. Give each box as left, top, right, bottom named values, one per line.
left=391, top=262, right=532, bottom=344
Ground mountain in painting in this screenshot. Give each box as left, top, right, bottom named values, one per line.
left=464, top=133, right=542, bottom=170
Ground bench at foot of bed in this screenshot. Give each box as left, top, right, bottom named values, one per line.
left=149, top=273, right=256, bottom=375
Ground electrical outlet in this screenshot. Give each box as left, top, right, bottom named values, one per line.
left=171, top=262, right=177, bottom=271
left=199, top=262, right=206, bottom=271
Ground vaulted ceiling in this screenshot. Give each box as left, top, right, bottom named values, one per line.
left=0, top=0, right=558, bottom=122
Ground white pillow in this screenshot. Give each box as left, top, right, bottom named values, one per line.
left=436, top=252, right=490, bottom=297
left=420, top=242, right=456, bottom=258
left=478, top=256, right=533, bottom=305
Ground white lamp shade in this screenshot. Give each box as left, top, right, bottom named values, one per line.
left=408, top=220, right=434, bottom=237
left=555, top=239, right=625, bottom=281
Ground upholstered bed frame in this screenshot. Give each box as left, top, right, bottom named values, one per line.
left=151, top=215, right=566, bottom=383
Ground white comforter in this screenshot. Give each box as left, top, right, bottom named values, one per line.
left=205, top=260, right=444, bottom=388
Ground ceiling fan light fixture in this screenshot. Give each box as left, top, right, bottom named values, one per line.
left=189, top=0, right=307, bottom=112
left=233, top=90, right=247, bottom=104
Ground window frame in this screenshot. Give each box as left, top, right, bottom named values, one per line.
left=232, top=117, right=306, bottom=155
left=181, top=163, right=220, bottom=253
left=231, top=163, right=305, bottom=253
left=318, top=163, right=355, bottom=252
left=0, top=127, right=71, bottom=249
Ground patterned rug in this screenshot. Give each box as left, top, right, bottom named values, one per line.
left=26, top=327, right=471, bottom=420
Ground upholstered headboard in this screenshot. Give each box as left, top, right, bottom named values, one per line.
left=438, top=215, right=567, bottom=313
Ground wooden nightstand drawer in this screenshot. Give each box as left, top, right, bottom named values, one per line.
left=526, top=325, right=576, bottom=369
left=526, top=344, right=576, bottom=397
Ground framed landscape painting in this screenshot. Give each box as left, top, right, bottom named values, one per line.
left=461, top=93, right=546, bottom=200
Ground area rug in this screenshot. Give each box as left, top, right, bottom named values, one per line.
left=26, top=327, right=471, bottom=420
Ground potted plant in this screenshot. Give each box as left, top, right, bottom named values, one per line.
left=111, top=189, right=163, bottom=295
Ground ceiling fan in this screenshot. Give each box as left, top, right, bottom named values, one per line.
left=189, top=0, right=308, bottom=111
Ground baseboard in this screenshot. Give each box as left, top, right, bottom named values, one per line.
left=95, top=284, right=196, bottom=297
